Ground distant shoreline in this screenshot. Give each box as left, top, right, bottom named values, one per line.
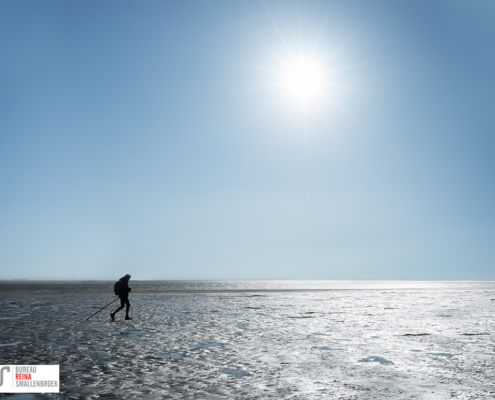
left=2, top=287, right=495, bottom=298
left=0, top=288, right=379, bottom=298
left=1, top=280, right=494, bottom=298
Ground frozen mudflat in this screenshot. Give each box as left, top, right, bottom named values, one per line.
left=0, top=283, right=494, bottom=399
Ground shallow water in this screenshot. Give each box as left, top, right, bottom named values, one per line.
left=2, top=279, right=495, bottom=293
left=0, top=287, right=494, bottom=399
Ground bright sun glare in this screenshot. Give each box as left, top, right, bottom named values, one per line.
left=247, top=11, right=359, bottom=124
left=283, top=59, right=324, bottom=98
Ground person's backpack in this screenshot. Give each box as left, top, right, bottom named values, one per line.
left=114, top=280, right=124, bottom=296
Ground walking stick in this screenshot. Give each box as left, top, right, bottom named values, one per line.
left=85, top=297, right=119, bottom=321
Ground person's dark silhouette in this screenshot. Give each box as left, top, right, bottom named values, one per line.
left=111, top=274, right=132, bottom=320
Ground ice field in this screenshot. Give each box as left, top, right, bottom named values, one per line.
left=1, top=283, right=494, bottom=399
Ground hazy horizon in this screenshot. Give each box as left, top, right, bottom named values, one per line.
left=2, top=279, right=495, bottom=282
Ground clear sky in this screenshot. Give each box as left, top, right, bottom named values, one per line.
left=1, top=0, right=494, bottom=280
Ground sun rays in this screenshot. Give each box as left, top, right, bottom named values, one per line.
left=239, top=9, right=367, bottom=135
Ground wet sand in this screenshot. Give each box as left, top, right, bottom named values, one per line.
left=1, top=289, right=494, bottom=399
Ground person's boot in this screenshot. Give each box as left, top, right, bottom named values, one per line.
left=125, top=315, right=132, bottom=320
left=110, top=312, right=115, bottom=321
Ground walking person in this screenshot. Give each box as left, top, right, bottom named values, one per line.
left=111, top=274, right=132, bottom=320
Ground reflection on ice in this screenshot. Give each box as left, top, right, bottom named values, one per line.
left=317, top=346, right=343, bottom=351
left=3, top=395, right=39, bottom=400
left=220, top=368, right=250, bottom=377
left=358, top=356, right=394, bottom=365
left=0, top=341, right=23, bottom=347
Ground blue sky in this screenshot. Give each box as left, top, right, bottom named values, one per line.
left=1, top=0, right=494, bottom=280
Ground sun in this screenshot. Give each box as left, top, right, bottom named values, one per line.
left=283, top=59, right=324, bottom=99
left=242, top=10, right=361, bottom=126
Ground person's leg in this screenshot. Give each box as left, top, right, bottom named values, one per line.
left=111, top=297, right=125, bottom=320
left=124, top=297, right=132, bottom=320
